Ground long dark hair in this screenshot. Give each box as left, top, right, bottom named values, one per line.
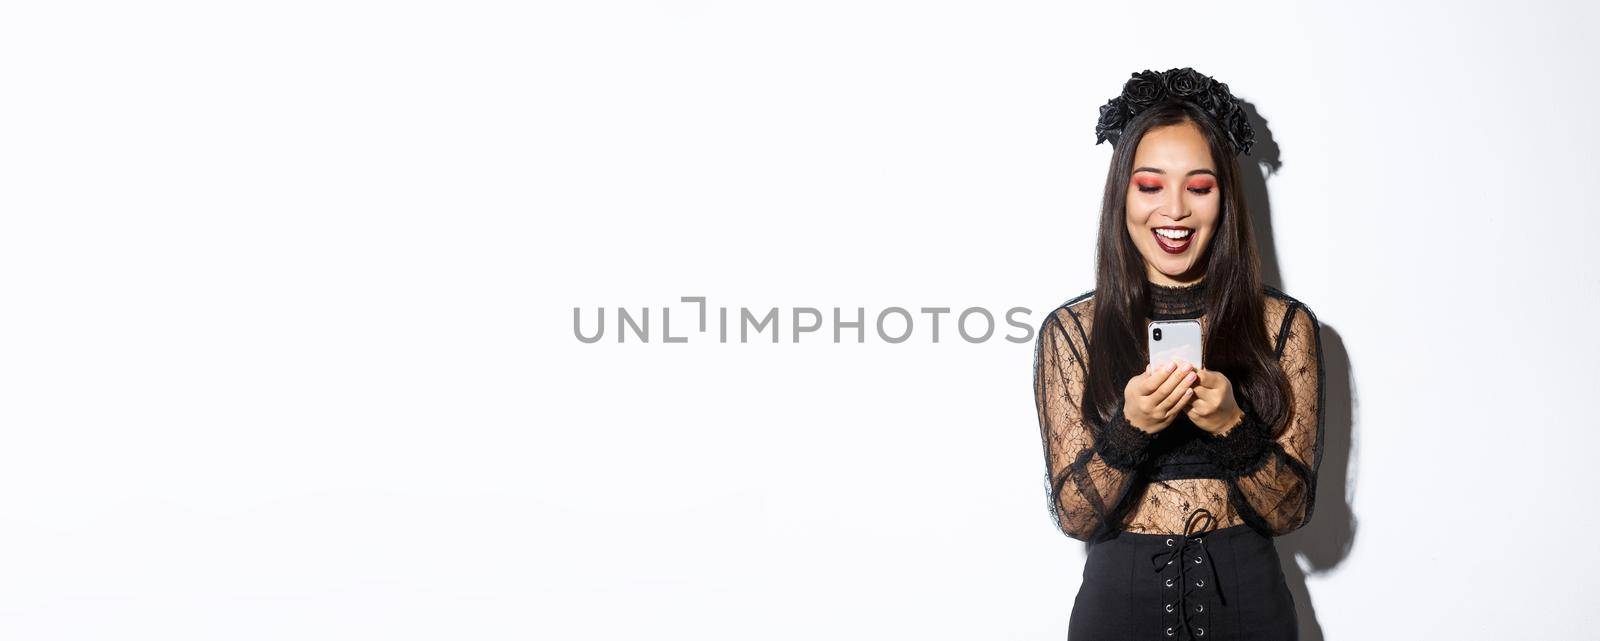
left=1083, top=99, right=1291, bottom=434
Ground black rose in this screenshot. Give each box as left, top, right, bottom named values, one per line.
left=1095, top=98, right=1127, bottom=145
left=1223, top=106, right=1254, bottom=155
left=1121, top=70, right=1166, bottom=108
left=1164, top=67, right=1210, bottom=98
left=1210, top=98, right=1236, bottom=120
left=1094, top=67, right=1253, bottom=156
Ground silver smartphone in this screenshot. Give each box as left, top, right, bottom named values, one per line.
left=1147, top=319, right=1203, bottom=370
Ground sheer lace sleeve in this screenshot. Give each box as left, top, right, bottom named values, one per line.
left=1034, top=303, right=1157, bottom=542
left=1198, top=301, right=1325, bottom=537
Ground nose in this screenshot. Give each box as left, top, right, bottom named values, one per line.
left=1164, top=185, right=1190, bottom=221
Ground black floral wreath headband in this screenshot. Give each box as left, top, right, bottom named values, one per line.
left=1094, top=67, right=1255, bottom=156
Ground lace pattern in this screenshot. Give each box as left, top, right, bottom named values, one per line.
left=1034, top=282, right=1324, bottom=540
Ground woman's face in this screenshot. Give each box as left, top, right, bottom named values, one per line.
left=1124, top=120, right=1221, bottom=285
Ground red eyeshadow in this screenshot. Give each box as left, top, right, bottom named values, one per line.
left=1187, top=177, right=1216, bottom=190
left=1134, top=177, right=1163, bottom=189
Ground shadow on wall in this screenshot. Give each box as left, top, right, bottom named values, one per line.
left=1239, top=100, right=1359, bottom=641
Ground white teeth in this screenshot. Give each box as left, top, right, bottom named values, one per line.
left=1155, top=228, right=1192, bottom=240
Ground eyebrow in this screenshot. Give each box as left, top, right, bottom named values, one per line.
left=1133, top=167, right=1216, bottom=177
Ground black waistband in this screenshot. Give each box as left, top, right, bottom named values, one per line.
left=1146, top=460, right=1227, bottom=481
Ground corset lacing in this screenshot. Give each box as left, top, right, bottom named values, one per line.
left=1149, top=507, right=1225, bottom=638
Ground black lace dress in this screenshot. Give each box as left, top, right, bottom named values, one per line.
left=1033, top=278, right=1324, bottom=640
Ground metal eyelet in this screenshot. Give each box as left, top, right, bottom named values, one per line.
left=1164, top=578, right=1174, bottom=587
left=1195, top=556, right=1203, bottom=564
left=1166, top=626, right=1175, bottom=636
left=1195, top=604, right=1204, bottom=612
left=1196, top=627, right=1205, bottom=636
left=1165, top=538, right=1174, bottom=546
left=1195, top=579, right=1205, bottom=587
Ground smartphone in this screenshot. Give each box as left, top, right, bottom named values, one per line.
left=1147, top=319, right=1203, bottom=370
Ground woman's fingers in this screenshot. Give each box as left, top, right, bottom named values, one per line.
left=1147, top=364, right=1181, bottom=400
left=1163, top=387, right=1195, bottom=419
left=1155, top=366, right=1198, bottom=414
left=1141, top=362, right=1170, bottom=394
left=1146, top=362, right=1194, bottom=408
left=1130, top=360, right=1201, bottom=429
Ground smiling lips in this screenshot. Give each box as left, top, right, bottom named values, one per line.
left=1152, top=226, right=1194, bottom=254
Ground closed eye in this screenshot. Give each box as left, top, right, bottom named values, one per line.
left=1137, top=185, right=1213, bottom=195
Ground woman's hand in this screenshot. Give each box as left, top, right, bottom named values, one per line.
left=1122, top=360, right=1199, bottom=435
left=1184, top=366, right=1247, bottom=436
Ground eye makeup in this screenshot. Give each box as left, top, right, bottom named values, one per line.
left=1133, top=177, right=1216, bottom=195
left=1134, top=176, right=1164, bottom=193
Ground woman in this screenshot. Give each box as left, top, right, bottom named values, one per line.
left=1034, top=68, right=1325, bottom=640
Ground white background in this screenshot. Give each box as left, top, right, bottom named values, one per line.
left=2, top=1, right=1597, bottom=639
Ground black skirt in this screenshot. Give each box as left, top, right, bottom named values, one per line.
left=1068, top=509, right=1297, bottom=641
